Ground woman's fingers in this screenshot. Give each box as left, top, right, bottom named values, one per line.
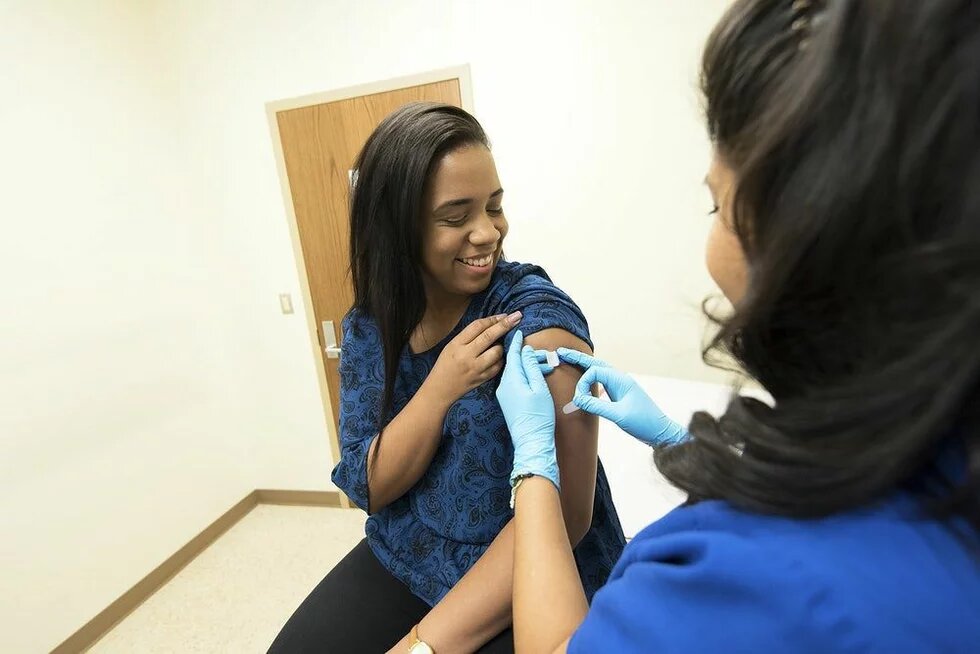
left=457, top=314, right=505, bottom=343
left=483, top=361, right=504, bottom=381
left=476, top=343, right=505, bottom=371
left=463, top=312, right=522, bottom=353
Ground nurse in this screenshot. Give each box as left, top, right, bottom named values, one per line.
left=496, top=0, right=980, bottom=652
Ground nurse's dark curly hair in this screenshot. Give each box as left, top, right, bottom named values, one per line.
left=656, top=0, right=980, bottom=531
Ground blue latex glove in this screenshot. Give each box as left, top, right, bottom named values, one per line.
left=496, top=331, right=560, bottom=490
left=557, top=348, right=689, bottom=447
left=532, top=350, right=557, bottom=375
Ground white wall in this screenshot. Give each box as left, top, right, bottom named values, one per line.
left=1, top=1, right=733, bottom=650
left=0, top=2, right=315, bottom=651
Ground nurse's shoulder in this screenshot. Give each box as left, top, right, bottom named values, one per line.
left=569, top=494, right=980, bottom=653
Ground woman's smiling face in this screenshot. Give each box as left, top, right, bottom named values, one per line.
left=419, top=144, right=508, bottom=304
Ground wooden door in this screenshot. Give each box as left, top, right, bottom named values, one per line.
left=274, top=76, right=463, bottom=503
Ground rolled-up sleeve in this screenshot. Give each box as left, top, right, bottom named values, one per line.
left=495, top=275, right=593, bottom=352
left=330, top=311, right=383, bottom=512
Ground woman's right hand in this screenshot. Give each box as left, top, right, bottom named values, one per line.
left=557, top=348, right=689, bottom=447
left=425, top=311, right=523, bottom=404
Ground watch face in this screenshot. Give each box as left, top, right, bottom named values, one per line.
left=409, top=643, right=434, bottom=654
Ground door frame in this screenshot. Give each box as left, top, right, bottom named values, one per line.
left=265, top=65, right=475, bottom=507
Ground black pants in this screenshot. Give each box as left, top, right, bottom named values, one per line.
left=268, top=539, right=514, bottom=653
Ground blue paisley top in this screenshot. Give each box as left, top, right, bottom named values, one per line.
left=331, top=260, right=626, bottom=606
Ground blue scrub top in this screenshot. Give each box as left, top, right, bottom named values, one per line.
left=331, top=260, right=626, bottom=606
left=569, top=482, right=980, bottom=653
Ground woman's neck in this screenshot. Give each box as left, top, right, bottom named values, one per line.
left=423, top=275, right=473, bottom=322
left=411, top=290, right=471, bottom=353
left=428, top=292, right=470, bottom=319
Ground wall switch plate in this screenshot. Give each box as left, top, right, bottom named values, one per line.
left=279, top=293, right=294, bottom=314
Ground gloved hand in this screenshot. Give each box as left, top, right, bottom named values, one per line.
left=557, top=348, right=689, bottom=447
left=496, top=331, right=560, bottom=490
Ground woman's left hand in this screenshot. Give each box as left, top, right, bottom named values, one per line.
left=495, top=330, right=560, bottom=490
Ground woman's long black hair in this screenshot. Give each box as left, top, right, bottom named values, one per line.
left=656, top=0, right=980, bottom=530
left=348, top=102, right=489, bottom=459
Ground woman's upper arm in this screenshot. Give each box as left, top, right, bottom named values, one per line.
left=523, top=327, right=599, bottom=542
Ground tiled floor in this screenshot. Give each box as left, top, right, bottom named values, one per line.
left=88, top=505, right=366, bottom=653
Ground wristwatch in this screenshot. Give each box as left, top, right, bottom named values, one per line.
left=408, top=624, right=434, bottom=654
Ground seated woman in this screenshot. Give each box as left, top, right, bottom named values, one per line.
left=268, top=102, right=625, bottom=654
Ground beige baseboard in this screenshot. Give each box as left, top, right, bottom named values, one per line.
left=52, top=489, right=346, bottom=654
left=255, top=488, right=345, bottom=507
